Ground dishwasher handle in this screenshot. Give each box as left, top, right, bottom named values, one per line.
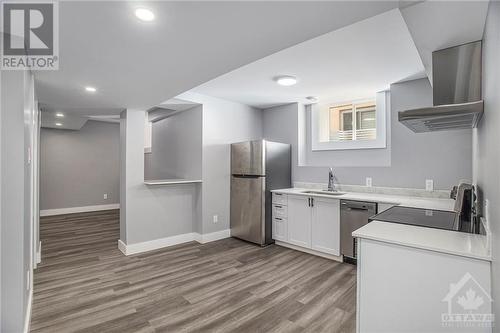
left=341, top=200, right=377, bottom=212
left=347, top=206, right=370, bottom=211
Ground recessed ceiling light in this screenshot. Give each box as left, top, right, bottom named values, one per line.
left=55, top=112, right=64, bottom=118
left=55, top=122, right=62, bottom=127
left=135, top=8, right=155, bottom=21
left=306, top=96, right=318, bottom=103
left=275, top=75, right=298, bottom=86
left=85, top=86, right=97, bottom=93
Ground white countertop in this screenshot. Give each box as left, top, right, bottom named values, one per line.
left=144, top=179, right=202, bottom=185
left=353, top=221, right=491, bottom=261
left=272, top=187, right=490, bottom=261
left=271, top=187, right=455, bottom=210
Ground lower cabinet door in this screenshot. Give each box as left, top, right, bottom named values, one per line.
left=287, top=195, right=311, bottom=248
left=272, top=217, right=288, bottom=241
left=311, top=197, right=340, bottom=255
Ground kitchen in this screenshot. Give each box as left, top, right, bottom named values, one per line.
left=204, top=3, right=493, bottom=331
left=2, top=1, right=499, bottom=332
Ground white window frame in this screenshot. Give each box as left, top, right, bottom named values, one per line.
left=311, top=91, right=387, bottom=151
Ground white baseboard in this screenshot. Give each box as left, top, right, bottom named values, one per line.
left=36, top=241, right=41, bottom=264
left=117, top=239, right=128, bottom=255
left=196, top=229, right=231, bottom=244
left=118, top=229, right=231, bottom=255
left=275, top=241, right=343, bottom=262
left=23, top=288, right=33, bottom=333
left=40, top=204, right=120, bottom=217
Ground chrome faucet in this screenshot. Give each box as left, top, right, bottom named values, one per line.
left=328, top=168, right=336, bottom=192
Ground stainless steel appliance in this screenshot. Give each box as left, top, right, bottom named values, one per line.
left=230, top=140, right=291, bottom=245
left=340, top=200, right=377, bottom=263
left=451, top=182, right=480, bottom=234
left=369, top=182, right=481, bottom=234
left=398, top=41, right=483, bottom=132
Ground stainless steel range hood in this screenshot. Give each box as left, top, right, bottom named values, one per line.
left=399, top=41, right=483, bottom=133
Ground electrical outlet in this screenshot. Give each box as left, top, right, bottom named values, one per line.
left=103, top=193, right=108, bottom=200
left=425, top=179, right=434, bottom=191
left=213, top=215, right=218, bottom=223
left=366, top=177, right=372, bottom=187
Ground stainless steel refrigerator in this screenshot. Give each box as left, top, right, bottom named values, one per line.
left=230, top=140, right=291, bottom=245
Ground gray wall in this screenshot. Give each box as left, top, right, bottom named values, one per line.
left=264, top=78, right=473, bottom=190
left=473, top=0, right=500, bottom=322
left=144, top=106, right=202, bottom=181
left=120, top=110, right=200, bottom=244
left=1, top=69, right=36, bottom=332
left=40, top=120, right=120, bottom=210
left=177, top=92, right=263, bottom=235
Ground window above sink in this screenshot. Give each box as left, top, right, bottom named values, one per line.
left=311, top=91, right=388, bottom=151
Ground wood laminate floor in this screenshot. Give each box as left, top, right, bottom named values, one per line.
left=31, top=209, right=356, bottom=333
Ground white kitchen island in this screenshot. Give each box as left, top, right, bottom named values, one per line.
left=354, top=220, right=492, bottom=333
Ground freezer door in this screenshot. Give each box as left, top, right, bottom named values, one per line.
left=230, top=175, right=265, bottom=244
left=231, top=140, right=264, bottom=176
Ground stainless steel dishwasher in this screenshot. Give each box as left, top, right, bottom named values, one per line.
left=340, top=200, right=377, bottom=263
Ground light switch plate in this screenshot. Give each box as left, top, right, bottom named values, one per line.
left=213, top=215, right=218, bottom=223
left=366, top=177, right=372, bottom=187
left=425, top=179, right=434, bottom=191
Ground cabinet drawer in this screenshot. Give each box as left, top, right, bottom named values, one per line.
left=273, top=204, right=288, bottom=218
left=272, top=217, right=288, bottom=241
left=272, top=193, right=287, bottom=205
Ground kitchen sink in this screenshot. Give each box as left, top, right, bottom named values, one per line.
left=302, top=190, right=346, bottom=196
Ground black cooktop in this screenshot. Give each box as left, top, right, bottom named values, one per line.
left=370, top=206, right=459, bottom=231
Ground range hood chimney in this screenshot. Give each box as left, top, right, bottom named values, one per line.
left=399, top=41, right=483, bottom=133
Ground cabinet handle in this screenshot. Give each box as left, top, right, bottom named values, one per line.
left=275, top=205, right=282, bottom=208
left=276, top=217, right=282, bottom=221
left=311, top=198, right=314, bottom=207
left=308, top=198, right=311, bottom=207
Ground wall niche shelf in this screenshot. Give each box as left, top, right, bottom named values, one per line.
left=144, top=179, right=202, bottom=186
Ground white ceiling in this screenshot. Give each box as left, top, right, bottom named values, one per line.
left=192, top=9, right=425, bottom=108
left=190, top=1, right=489, bottom=109
left=35, top=1, right=403, bottom=115
left=41, top=111, right=89, bottom=130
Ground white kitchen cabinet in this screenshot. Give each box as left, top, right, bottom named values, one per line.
left=272, top=204, right=288, bottom=241
left=357, top=238, right=492, bottom=333
left=287, top=195, right=312, bottom=248
left=272, top=217, right=287, bottom=241
left=272, top=204, right=287, bottom=218
left=311, top=197, right=340, bottom=255
left=272, top=192, right=287, bottom=205
left=285, top=194, right=340, bottom=255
